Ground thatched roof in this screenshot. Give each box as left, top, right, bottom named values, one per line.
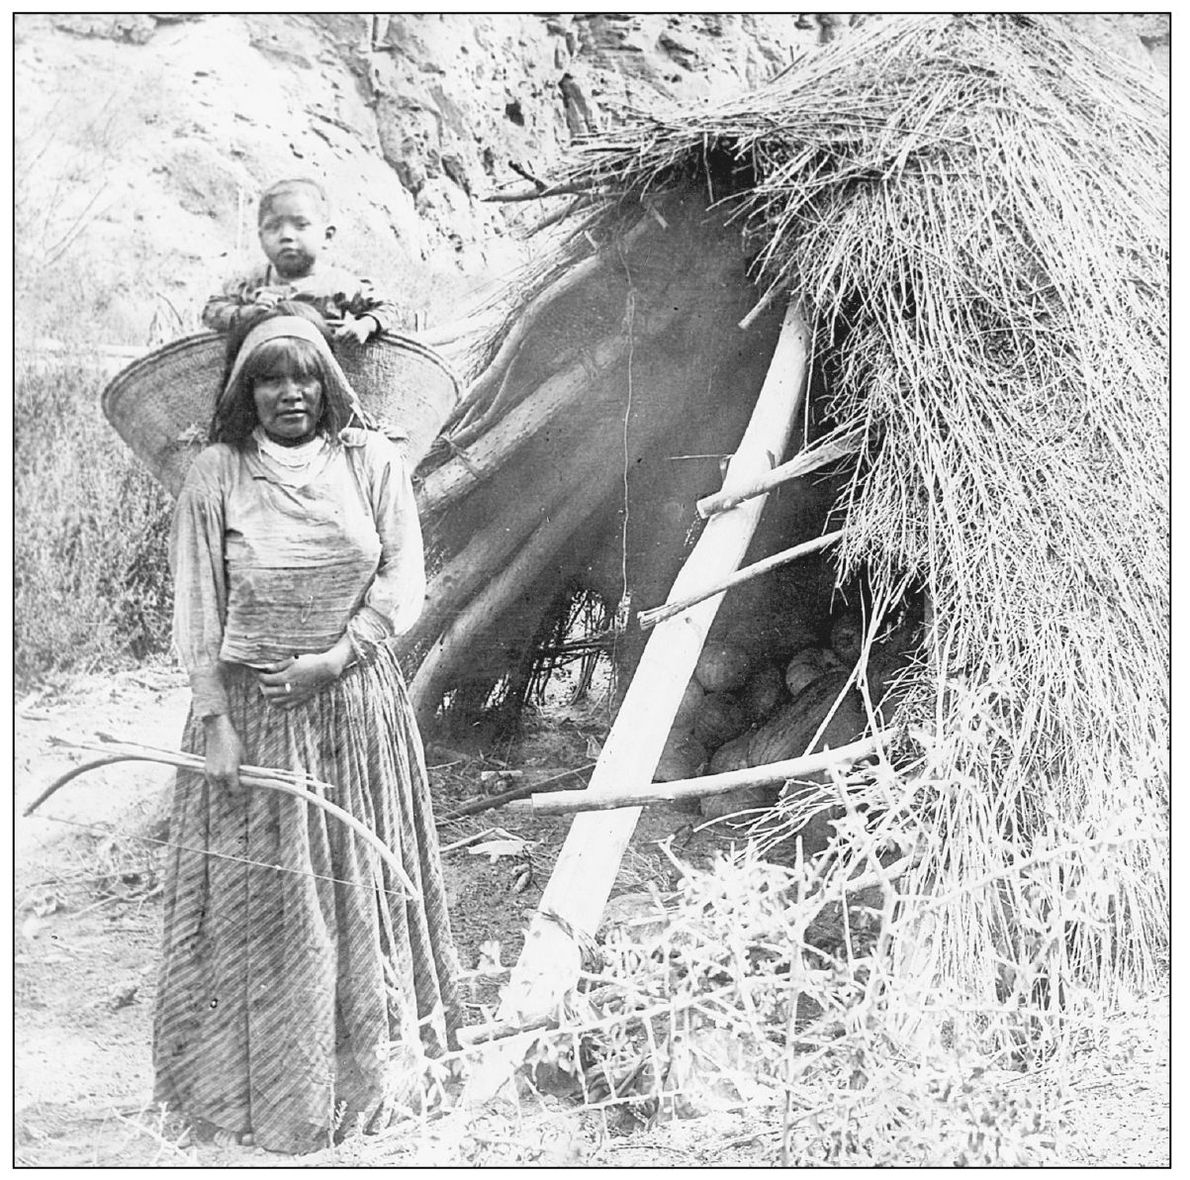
left=533, top=14, right=1168, bottom=996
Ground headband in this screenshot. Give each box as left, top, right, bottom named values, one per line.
left=219, top=315, right=376, bottom=433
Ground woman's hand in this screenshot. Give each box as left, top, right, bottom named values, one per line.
left=203, top=714, right=244, bottom=796
left=257, top=638, right=353, bottom=709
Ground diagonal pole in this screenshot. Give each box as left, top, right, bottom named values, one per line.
left=463, top=300, right=811, bottom=1102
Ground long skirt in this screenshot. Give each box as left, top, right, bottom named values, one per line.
left=152, top=645, right=460, bottom=1155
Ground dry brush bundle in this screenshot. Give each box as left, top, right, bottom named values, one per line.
left=546, top=13, right=1168, bottom=1005
left=470, top=838, right=1068, bottom=1164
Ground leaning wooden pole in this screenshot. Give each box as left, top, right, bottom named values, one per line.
left=418, top=338, right=627, bottom=516
left=463, top=300, right=811, bottom=1102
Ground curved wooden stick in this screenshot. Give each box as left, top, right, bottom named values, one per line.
left=24, top=752, right=421, bottom=900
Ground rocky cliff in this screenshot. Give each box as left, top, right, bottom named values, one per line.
left=14, top=12, right=1168, bottom=345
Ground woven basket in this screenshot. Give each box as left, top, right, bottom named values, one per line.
left=101, top=331, right=461, bottom=497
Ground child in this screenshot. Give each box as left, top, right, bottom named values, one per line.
left=203, top=178, right=400, bottom=344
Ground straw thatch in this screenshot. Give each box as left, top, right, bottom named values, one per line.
left=427, top=13, right=1168, bottom=1005
left=567, top=13, right=1168, bottom=999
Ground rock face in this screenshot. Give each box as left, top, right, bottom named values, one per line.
left=14, top=13, right=1168, bottom=344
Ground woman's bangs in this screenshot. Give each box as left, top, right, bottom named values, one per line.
left=246, top=338, right=324, bottom=383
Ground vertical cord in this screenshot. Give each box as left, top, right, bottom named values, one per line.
left=620, top=283, right=635, bottom=606
left=608, top=240, right=636, bottom=721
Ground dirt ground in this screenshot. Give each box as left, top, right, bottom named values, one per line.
left=13, top=665, right=1171, bottom=1167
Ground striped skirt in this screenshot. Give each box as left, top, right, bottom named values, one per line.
left=152, top=644, right=460, bottom=1154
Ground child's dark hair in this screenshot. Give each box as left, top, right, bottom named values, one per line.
left=211, top=302, right=348, bottom=448
left=257, top=178, right=330, bottom=223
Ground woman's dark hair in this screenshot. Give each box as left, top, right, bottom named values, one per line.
left=210, top=302, right=347, bottom=448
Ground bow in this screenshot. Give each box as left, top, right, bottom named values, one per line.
left=27, top=734, right=421, bottom=901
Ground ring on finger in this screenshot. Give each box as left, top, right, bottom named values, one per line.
left=285, top=683, right=292, bottom=695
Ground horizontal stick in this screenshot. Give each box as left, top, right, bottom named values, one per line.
left=696, top=429, right=864, bottom=519
left=437, top=763, right=595, bottom=822
left=737, top=284, right=783, bottom=332
left=516, top=734, right=887, bottom=815
left=482, top=180, right=600, bottom=203
left=439, top=827, right=503, bottom=855
left=637, top=529, right=844, bottom=631
left=456, top=1011, right=555, bottom=1047
left=528, top=195, right=589, bottom=235
left=459, top=982, right=742, bottom=1055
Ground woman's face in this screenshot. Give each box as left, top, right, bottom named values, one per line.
left=252, top=369, right=324, bottom=445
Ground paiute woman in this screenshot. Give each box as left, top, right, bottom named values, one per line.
left=154, top=302, right=459, bottom=1153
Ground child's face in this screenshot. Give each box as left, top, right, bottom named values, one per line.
left=258, top=191, right=334, bottom=280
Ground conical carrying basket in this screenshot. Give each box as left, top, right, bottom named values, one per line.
left=101, top=331, right=461, bottom=497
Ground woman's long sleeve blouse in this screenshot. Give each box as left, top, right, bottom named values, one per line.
left=170, top=431, right=425, bottom=717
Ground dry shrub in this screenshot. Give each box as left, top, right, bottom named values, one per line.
left=440, top=748, right=1156, bottom=1164
left=411, top=667, right=1163, bottom=1164
left=15, top=354, right=174, bottom=685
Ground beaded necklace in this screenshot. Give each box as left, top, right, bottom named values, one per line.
left=252, top=426, right=331, bottom=484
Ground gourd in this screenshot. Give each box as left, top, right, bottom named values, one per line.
left=749, top=671, right=854, bottom=766
left=784, top=645, right=831, bottom=697
left=741, top=662, right=785, bottom=722
left=708, top=732, right=753, bottom=775
left=653, top=731, right=707, bottom=783
left=672, top=678, right=705, bottom=731
left=694, top=642, right=752, bottom=693
left=693, top=692, right=749, bottom=748
left=830, top=613, right=864, bottom=664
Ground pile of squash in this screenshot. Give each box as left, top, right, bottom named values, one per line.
left=654, top=612, right=883, bottom=821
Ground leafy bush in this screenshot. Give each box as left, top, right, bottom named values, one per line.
left=15, top=355, right=174, bottom=685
